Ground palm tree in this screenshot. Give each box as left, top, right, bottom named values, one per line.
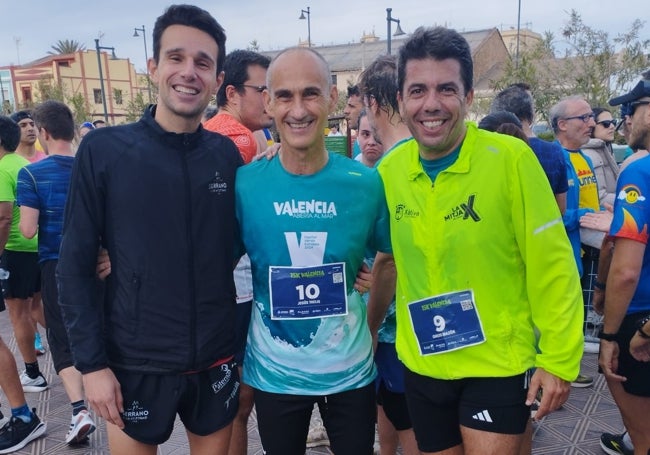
left=48, top=39, right=85, bottom=55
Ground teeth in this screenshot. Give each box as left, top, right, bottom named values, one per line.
left=289, top=122, right=310, bottom=129
left=174, top=86, right=198, bottom=95
left=423, top=120, right=443, bottom=128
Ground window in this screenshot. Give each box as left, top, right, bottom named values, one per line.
left=94, top=89, right=103, bottom=104
left=331, top=74, right=337, bottom=86
left=114, top=89, right=123, bottom=105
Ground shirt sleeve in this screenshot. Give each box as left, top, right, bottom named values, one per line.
left=16, top=167, right=39, bottom=209
left=56, top=140, right=108, bottom=374
left=512, top=146, right=584, bottom=382
left=610, top=161, right=650, bottom=245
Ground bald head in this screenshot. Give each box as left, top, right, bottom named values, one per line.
left=267, top=47, right=331, bottom=93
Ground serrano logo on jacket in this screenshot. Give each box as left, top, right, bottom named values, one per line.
left=208, top=171, right=228, bottom=194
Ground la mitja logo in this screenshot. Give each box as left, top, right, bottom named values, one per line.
left=444, top=194, right=481, bottom=222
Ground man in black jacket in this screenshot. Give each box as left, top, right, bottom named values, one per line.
left=57, top=5, right=243, bottom=454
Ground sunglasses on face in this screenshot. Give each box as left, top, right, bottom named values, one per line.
left=596, top=119, right=617, bottom=128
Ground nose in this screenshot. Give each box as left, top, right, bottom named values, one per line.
left=288, top=97, right=308, bottom=119
left=179, top=59, right=197, bottom=80
left=423, top=89, right=442, bottom=112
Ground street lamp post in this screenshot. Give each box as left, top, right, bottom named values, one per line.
left=299, top=7, right=311, bottom=48
left=386, top=8, right=405, bottom=55
left=95, top=38, right=116, bottom=123
left=133, top=25, right=152, bottom=103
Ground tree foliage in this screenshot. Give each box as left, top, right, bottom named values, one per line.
left=49, top=39, right=86, bottom=55
left=124, top=91, right=149, bottom=123
left=35, top=76, right=92, bottom=124
left=491, top=11, right=650, bottom=122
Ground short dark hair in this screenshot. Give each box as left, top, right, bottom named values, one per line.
left=398, top=26, right=473, bottom=95
left=478, top=111, right=522, bottom=132
left=0, top=116, right=21, bottom=152
left=358, top=54, right=399, bottom=114
left=347, top=85, right=360, bottom=97
left=490, top=85, right=534, bottom=123
left=92, top=119, right=105, bottom=127
left=153, top=4, right=227, bottom=74
left=216, top=50, right=271, bottom=107
left=33, top=100, right=75, bottom=141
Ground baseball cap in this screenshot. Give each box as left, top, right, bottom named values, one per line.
left=609, top=80, right=650, bottom=106
left=9, top=111, right=33, bottom=123
left=80, top=121, right=95, bottom=130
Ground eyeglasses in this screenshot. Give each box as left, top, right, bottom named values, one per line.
left=596, top=119, right=617, bottom=128
left=561, top=113, right=595, bottom=123
left=630, top=100, right=650, bottom=116
left=240, top=84, right=267, bottom=93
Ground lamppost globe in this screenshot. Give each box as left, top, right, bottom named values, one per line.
left=133, top=25, right=152, bottom=103
left=299, top=7, right=311, bottom=48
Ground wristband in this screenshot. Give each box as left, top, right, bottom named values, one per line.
left=636, top=315, right=650, bottom=339
left=594, top=280, right=606, bottom=291
left=597, top=330, right=618, bottom=342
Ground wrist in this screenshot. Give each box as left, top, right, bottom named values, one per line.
left=598, top=330, right=618, bottom=342
left=636, top=315, right=650, bottom=339
left=594, top=280, right=606, bottom=291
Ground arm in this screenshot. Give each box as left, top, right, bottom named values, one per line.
left=514, top=149, right=583, bottom=418
left=599, top=238, right=645, bottom=382
left=0, top=201, right=12, bottom=254
left=366, top=252, right=396, bottom=336
left=18, top=206, right=39, bottom=239
left=57, top=144, right=125, bottom=427
left=555, top=192, right=567, bottom=215
left=591, top=235, right=614, bottom=315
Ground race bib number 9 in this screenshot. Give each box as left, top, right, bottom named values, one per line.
left=269, top=263, right=348, bottom=320
left=407, top=290, right=485, bottom=356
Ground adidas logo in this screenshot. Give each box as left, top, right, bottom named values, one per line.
left=471, top=410, right=493, bottom=423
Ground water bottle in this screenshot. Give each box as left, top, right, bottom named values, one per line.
left=0, top=268, right=9, bottom=279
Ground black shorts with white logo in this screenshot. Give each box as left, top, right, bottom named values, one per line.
left=114, top=360, right=239, bottom=445
left=0, top=250, right=40, bottom=299
left=404, top=369, right=530, bottom=452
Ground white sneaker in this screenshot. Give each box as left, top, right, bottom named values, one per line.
left=19, top=371, right=48, bottom=393
left=65, top=410, right=96, bottom=444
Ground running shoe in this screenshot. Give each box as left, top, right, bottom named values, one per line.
left=0, top=409, right=47, bottom=454
left=34, top=333, right=45, bottom=356
left=570, top=373, right=594, bottom=388
left=19, top=372, right=48, bottom=393
left=600, top=432, right=633, bottom=455
left=65, top=410, right=96, bottom=444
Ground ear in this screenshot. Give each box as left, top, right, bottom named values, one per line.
left=147, top=58, right=159, bottom=87
left=225, top=85, right=239, bottom=104
left=214, top=71, right=225, bottom=96
left=263, top=90, right=273, bottom=117
left=398, top=90, right=405, bottom=119
left=465, top=88, right=474, bottom=108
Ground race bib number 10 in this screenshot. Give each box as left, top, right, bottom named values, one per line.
left=269, top=263, right=348, bottom=320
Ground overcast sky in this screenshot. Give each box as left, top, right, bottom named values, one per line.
left=1, top=0, right=647, bottom=70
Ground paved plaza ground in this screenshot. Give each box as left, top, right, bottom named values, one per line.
left=1, top=311, right=623, bottom=454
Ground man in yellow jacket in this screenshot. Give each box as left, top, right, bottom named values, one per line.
left=367, top=26, right=584, bottom=455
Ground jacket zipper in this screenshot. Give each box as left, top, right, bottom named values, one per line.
left=181, top=135, right=197, bottom=369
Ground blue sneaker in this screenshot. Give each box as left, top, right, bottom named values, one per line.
left=34, top=332, right=45, bottom=356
